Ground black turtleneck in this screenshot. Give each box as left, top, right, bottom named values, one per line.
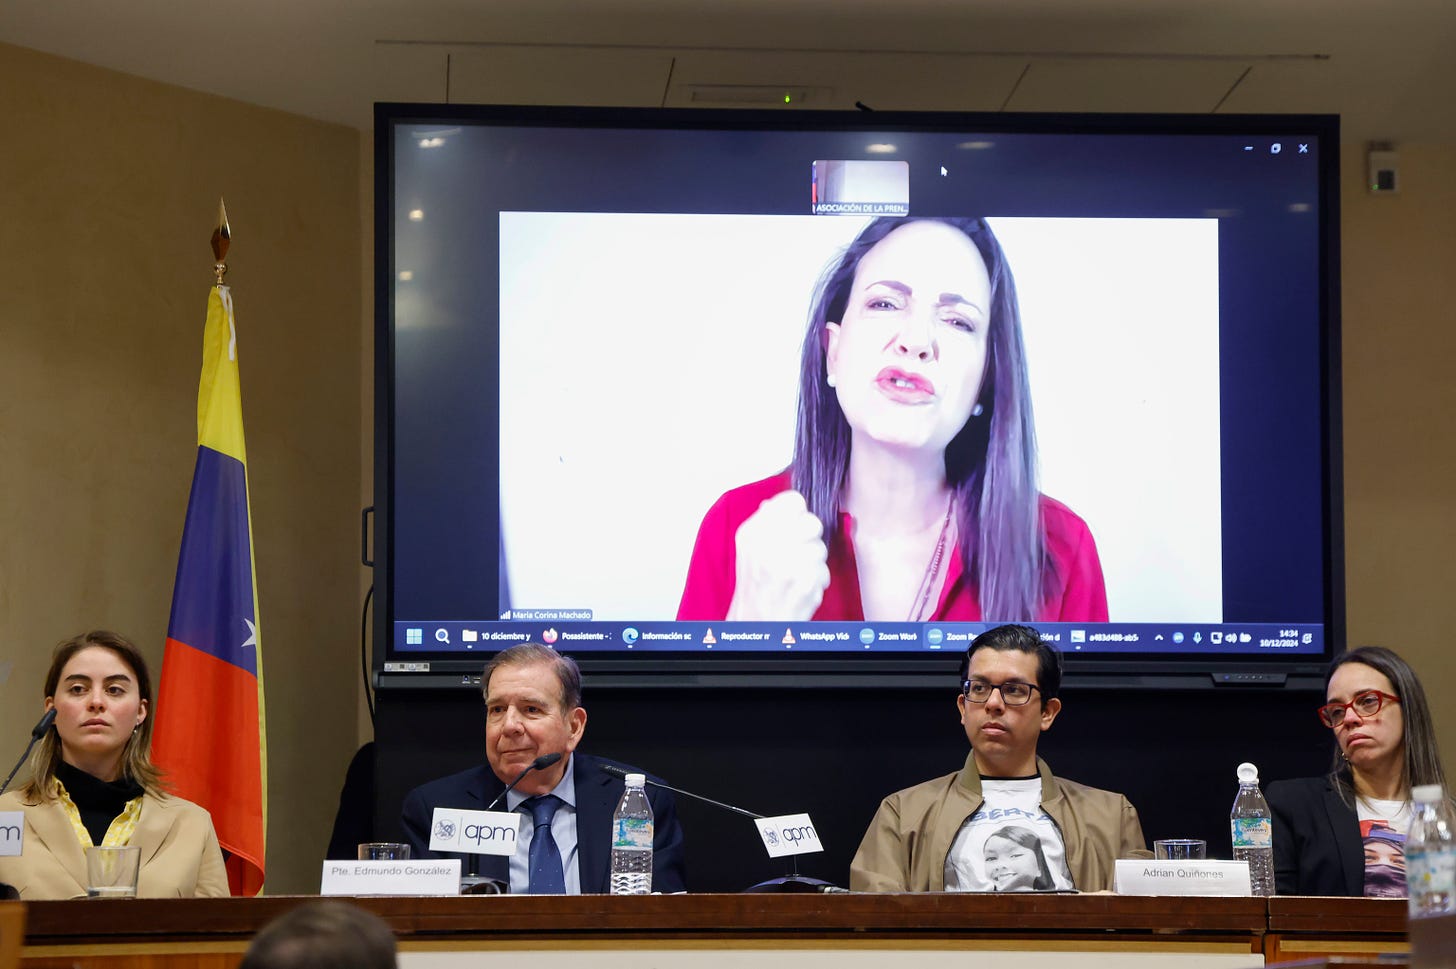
left=55, top=761, right=144, bottom=846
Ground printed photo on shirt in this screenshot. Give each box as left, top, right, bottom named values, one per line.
left=1361, top=820, right=1407, bottom=899
left=984, top=825, right=1056, bottom=891
left=944, top=778, right=1075, bottom=892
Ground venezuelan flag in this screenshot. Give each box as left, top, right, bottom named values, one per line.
left=152, top=283, right=267, bottom=896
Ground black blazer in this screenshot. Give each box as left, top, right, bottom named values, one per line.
left=1266, top=775, right=1363, bottom=896
left=400, top=752, right=687, bottom=893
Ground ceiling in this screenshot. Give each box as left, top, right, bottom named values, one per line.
left=6, top=0, right=1455, bottom=141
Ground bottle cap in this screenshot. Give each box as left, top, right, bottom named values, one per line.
left=1236, top=762, right=1259, bottom=784
left=624, top=772, right=646, bottom=787
left=1413, top=784, right=1445, bottom=803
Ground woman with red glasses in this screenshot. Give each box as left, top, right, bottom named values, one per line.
left=1265, top=646, right=1449, bottom=896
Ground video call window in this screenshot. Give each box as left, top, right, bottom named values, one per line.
left=498, top=212, right=1221, bottom=623
left=379, top=106, right=1339, bottom=680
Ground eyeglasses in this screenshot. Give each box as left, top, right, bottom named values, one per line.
left=963, top=679, right=1040, bottom=705
left=1317, top=690, right=1400, bottom=728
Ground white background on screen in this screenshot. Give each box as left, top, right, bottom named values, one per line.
left=498, top=212, right=1221, bottom=623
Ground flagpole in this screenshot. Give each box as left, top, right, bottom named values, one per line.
left=212, top=198, right=230, bottom=285
left=153, top=197, right=267, bottom=895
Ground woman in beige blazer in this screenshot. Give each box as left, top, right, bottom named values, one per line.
left=0, top=630, right=228, bottom=898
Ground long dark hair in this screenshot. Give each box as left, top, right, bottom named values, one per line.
left=791, top=216, right=1047, bottom=620
left=1326, top=646, right=1447, bottom=805
left=985, top=824, right=1055, bottom=891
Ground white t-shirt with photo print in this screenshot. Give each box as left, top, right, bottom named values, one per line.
left=1357, top=795, right=1411, bottom=899
left=944, top=777, right=1075, bottom=892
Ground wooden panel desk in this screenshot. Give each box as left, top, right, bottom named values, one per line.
left=15, top=894, right=1406, bottom=969
left=0, top=902, right=24, bottom=969
left=1266, top=897, right=1408, bottom=964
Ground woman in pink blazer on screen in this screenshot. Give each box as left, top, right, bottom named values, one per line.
left=678, top=216, right=1107, bottom=624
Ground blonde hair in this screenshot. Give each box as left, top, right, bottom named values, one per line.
left=21, top=630, right=165, bottom=802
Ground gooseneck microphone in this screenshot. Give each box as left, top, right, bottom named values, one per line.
left=599, top=762, right=764, bottom=819
left=1, top=708, right=57, bottom=795
left=486, top=751, right=563, bottom=811
left=598, top=762, right=844, bottom=892
left=465, top=751, right=566, bottom=884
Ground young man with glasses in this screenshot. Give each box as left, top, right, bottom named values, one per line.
left=849, top=624, right=1150, bottom=892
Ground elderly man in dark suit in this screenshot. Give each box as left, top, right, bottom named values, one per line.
left=400, top=643, right=686, bottom=893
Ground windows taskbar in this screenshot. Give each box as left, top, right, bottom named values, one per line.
left=391, top=619, right=1324, bottom=656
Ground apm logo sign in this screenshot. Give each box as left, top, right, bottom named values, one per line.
left=0, top=811, right=23, bottom=857
left=428, top=808, right=521, bottom=857
left=754, top=812, right=824, bottom=859
left=462, top=820, right=518, bottom=847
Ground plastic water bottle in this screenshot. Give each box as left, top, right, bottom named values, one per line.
left=1230, top=762, right=1275, bottom=896
left=609, top=772, right=654, bottom=895
left=1406, top=784, right=1456, bottom=917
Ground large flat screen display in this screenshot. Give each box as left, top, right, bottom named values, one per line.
left=375, top=104, right=1341, bottom=687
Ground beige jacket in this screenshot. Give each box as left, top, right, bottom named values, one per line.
left=850, top=754, right=1151, bottom=892
left=0, top=789, right=228, bottom=899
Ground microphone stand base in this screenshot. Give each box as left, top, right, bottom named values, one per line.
left=742, top=875, right=845, bottom=893
left=460, top=876, right=508, bottom=895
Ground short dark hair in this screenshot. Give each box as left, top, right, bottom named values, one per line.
left=239, top=901, right=397, bottom=969
left=959, top=623, right=1062, bottom=701
left=482, top=643, right=582, bottom=711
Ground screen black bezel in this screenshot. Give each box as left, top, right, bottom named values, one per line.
left=372, top=102, right=1342, bottom=690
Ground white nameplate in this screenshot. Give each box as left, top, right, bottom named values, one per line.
left=0, top=812, right=22, bottom=857
left=429, top=807, right=522, bottom=856
left=755, top=813, right=824, bottom=858
left=1114, top=859, right=1252, bottom=896
left=320, top=859, right=461, bottom=896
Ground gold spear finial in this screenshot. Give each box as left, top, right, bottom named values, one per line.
left=211, top=198, right=231, bottom=285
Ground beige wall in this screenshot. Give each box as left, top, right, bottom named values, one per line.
left=1340, top=141, right=1456, bottom=769
left=2, top=37, right=1455, bottom=897
left=0, top=42, right=363, bottom=894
